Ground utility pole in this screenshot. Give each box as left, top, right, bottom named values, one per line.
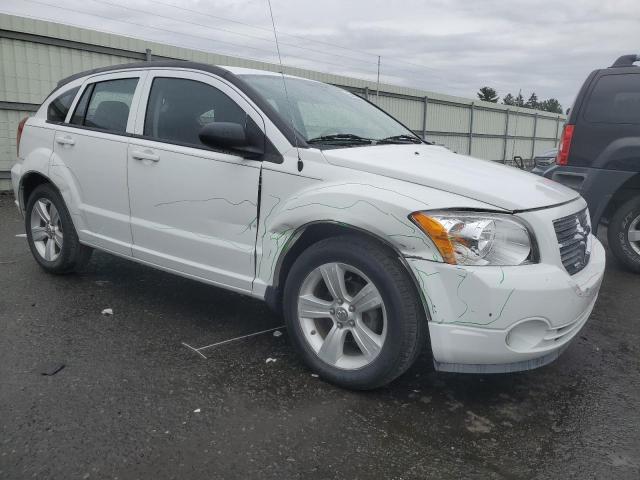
left=376, top=55, right=381, bottom=100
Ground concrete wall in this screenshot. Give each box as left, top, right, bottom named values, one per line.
left=0, top=13, right=565, bottom=190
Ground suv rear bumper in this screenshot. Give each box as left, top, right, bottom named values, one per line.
left=406, top=236, right=605, bottom=374
left=545, top=165, right=636, bottom=233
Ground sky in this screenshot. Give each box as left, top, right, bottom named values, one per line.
left=2, top=0, right=639, bottom=109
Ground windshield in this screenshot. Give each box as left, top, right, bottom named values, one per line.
left=239, top=74, right=421, bottom=147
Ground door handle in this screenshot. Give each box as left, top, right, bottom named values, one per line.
left=131, top=149, right=160, bottom=162
left=56, top=135, right=75, bottom=146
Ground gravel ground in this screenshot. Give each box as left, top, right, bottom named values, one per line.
left=0, top=193, right=639, bottom=479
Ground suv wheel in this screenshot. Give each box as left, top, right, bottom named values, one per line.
left=608, top=196, right=640, bottom=273
left=25, top=183, right=92, bottom=274
left=283, top=235, right=427, bottom=390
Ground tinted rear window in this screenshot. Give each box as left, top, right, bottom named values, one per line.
left=584, top=73, right=640, bottom=124
left=47, top=87, right=79, bottom=123
left=70, top=78, right=138, bottom=133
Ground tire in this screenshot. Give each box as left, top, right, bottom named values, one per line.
left=283, top=234, right=427, bottom=390
left=607, top=196, right=640, bottom=273
left=25, top=183, right=92, bottom=274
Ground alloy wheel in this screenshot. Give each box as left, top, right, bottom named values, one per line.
left=297, top=262, right=387, bottom=370
left=30, top=198, right=63, bottom=262
left=629, top=214, right=640, bottom=256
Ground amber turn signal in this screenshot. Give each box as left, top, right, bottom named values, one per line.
left=409, top=212, right=457, bottom=264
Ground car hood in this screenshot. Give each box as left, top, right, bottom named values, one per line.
left=322, top=144, right=579, bottom=211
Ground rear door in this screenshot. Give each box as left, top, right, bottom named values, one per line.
left=54, top=71, right=146, bottom=255
left=127, top=69, right=262, bottom=293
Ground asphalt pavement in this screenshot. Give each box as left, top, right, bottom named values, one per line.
left=0, top=192, right=639, bottom=479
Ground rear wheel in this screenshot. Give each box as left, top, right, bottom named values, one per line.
left=25, top=183, right=92, bottom=274
left=283, top=235, right=427, bottom=390
left=608, top=196, right=640, bottom=273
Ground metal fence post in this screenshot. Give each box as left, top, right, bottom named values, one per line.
left=502, top=109, right=510, bottom=162
left=468, top=102, right=474, bottom=155
left=531, top=113, right=538, bottom=159
left=145, top=48, right=152, bottom=61
left=364, top=86, right=369, bottom=101
left=422, top=96, right=429, bottom=140
left=555, top=115, right=561, bottom=146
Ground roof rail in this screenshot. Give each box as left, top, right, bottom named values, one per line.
left=610, top=54, right=640, bottom=68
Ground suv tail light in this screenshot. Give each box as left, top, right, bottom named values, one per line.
left=16, top=116, right=28, bottom=157
left=556, top=124, right=575, bottom=166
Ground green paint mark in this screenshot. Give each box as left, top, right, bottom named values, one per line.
left=238, top=216, right=257, bottom=235
left=257, top=195, right=281, bottom=277
left=413, top=267, right=440, bottom=316
left=455, top=272, right=469, bottom=318
left=154, top=197, right=256, bottom=208
left=493, top=288, right=515, bottom=322
left=450, top=288, right=516, bottom=327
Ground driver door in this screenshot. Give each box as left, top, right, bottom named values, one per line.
left=127, top=69, right=263, bottom=293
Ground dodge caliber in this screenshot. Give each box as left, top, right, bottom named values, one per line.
left=12, top=61, right=605, bottom=389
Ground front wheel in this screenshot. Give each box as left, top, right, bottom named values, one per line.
left=283, top=235, right=427, bottom=390
left=608, top=196, right=640, bottom=273
left=25, top=183, right=92, bottom=274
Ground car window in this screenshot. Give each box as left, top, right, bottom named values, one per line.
left=144, top=77, right=247, bottom=147
left=239, top=74, right=417, bottom=142
left=297, top=101, right=370, bottom=140
left=47, top=87, right=79, bottom=123
left=70, top=78, right=138, bottom=133
left=584, top=73, right=640, bottom=124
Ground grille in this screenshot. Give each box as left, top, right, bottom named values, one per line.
left=553, top=209, right=592, bottom=275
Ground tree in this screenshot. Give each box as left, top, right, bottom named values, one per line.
left=538, top=98, right=563, bottom=114
left=477, top=86, right=499, bottom=103
left=525, top=92, right=539, bottom=109
left=502, top=93, right=515, bottom=106
left=514, top=92, right=525, bottom=107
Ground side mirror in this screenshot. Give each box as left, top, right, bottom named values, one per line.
left=198, top=121, right=264, bottom=158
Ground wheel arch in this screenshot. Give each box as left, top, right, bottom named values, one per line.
left=19, top=170, right=57, bottom=211
left=263, top=221, right=432, bottom=321
left=602, top=172, right=640, bottom=222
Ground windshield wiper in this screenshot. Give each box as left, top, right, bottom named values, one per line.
left=307, top=133, right=374, bottom=145
left=376, top=134, right=423, bottom=144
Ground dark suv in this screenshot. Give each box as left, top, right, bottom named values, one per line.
left=546, top=54, right=640, bottom=272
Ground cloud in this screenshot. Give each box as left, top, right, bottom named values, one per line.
left=3, top=0, right=639, bottom=108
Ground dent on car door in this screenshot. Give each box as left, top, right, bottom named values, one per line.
left=50, top=74, right=145, bottom=256
left=127, top=73, right=262, bottom=292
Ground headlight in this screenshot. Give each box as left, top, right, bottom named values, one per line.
left=410, top=211, right=537, bottom=266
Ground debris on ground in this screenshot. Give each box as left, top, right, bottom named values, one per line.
left=311, top=373, right=319, bottom=378
left=272, top=330, right=283, bottom=337
left=193, top=408, right=201, bottom=413
left=265, top=358, right=277, bottom=363
left=40, top=363, right=66, bottom=376
left=101, top=308, right=113, bottom=316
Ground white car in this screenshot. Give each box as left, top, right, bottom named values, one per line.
left=12, top=61, right=605, bottom=389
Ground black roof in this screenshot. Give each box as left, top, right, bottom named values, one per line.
left=54, top=60, right=304, bottom=147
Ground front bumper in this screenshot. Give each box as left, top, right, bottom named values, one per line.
left=407, top=233, right=605, bottom=374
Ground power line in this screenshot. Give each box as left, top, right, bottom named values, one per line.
left=135, top=0, right=449, bottom=77
left=5, top=9, right=399, bottom=88
left=100, top=0, right=380, bottom=68
left=22, top=0, right=383, bottom=76
left=12, top=0, right=453, bottom=91
left=146, top=0, right=380, bottom=59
